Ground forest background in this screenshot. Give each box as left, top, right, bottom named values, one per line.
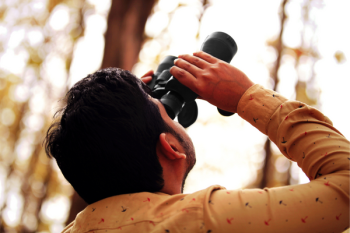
left=0, top=0, right=349, bottom=232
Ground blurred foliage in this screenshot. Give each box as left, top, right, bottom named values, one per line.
left=260, top=0, right=325, bottom=190
left=0, top=0, right=89, bottom=231
left=334, top=51, right=346, bottom=64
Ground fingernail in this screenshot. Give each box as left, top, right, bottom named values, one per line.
left=174, top=58, right=179, bottom=63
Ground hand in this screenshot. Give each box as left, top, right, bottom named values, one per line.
left=140, top=70, right=154, bottom=84
left=170, top=51, right=254, bottom=113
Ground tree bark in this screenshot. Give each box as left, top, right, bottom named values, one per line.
left=101, top=0, right=156, bottom=70
left=65, top=0, right=156, bottom=226
left=259, top=0, right=289, bottom=189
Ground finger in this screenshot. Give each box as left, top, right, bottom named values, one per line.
left=140, top=70, right=154, bottom=79
left=170, top=66, right=198, bottom=94
left=192, top=51, right=218, bottom=64
left=174, top=58, right=202, bottom=78
left=177, top=54, right=210, bottom=69
left=140, top=76, right=152, bottom=84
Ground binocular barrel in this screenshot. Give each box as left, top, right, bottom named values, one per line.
left=200, top=32, right=237, bottom=63
left=200, top=32, right=237, bottom=117
left=149, top=32, right=238, bottom=128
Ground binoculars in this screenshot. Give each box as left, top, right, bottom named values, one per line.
left=147, top=32, right=238, bottom=128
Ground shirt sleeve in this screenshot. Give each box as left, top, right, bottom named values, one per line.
left=203, top=84, right=349, bottom=233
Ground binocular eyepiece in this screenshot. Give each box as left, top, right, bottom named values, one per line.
left=147, top=31, right=238, bottom=128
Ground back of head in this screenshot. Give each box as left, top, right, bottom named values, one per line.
left=44, top=68, right=167, bottom=204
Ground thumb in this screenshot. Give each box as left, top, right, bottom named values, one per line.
left=140, top=76, right=153, bottom=84
left=140, top=70, right=154, bottom=79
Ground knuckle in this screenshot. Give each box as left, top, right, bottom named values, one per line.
left=193, top=58, right=200, bottom=64
left=170, top=67, right=183, bottom=77
left=184, top=62, right=191, bottom=69
left=206, top=54, right=215, bottom=61
left=201, top=72, right=211, bottom=80
left=177, top=68, right=186, bottom=77
left=217, top=61, right=226, bottom=68
left=208, top=66, right=216, bottom=73
left=174, top=59, right=180, bottom=66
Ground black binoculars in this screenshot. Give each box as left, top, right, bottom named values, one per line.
left=147, top=31, right=238, bottom=128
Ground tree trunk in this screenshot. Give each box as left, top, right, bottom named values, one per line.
left=259, top=0, right=288, bottom=189
left=65, top=0, right=156, bottom=226
left=101, top=0, right=156, bottom=70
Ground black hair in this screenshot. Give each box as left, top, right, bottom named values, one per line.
left=44, top=68, right=173, bottom=204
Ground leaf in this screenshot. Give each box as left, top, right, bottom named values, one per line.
left=334, top=51, right=346, bottom=64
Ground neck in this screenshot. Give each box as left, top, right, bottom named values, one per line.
left=158, top=159, right=185, bottom=195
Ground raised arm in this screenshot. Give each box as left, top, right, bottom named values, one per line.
left=170, top=52, right=350, bottom=233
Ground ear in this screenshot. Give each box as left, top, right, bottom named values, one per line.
left=158, top=133, right=186, bottom=160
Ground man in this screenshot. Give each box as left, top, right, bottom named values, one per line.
left=45, top=52, right=349, bottom=233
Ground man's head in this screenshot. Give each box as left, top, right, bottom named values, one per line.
left=44, top=68, right=195, bottom=204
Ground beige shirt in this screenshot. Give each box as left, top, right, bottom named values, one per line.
left=63, top=84, right=349, bottom=233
